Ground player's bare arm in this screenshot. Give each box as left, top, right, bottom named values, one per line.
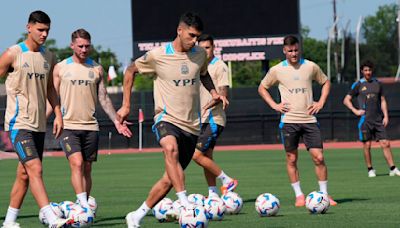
left=117, top=62, right=139, bottom=122
left=343, top=94, right=365, bottom=116
left=381, top=96, right=389, bottom=127
left=47, top=57, right=63, bottom=138
left=201, top=72, right=229, bottom=110
left=98, top=67, right=132, bottom=138
left=308, top=80, right=331, bottom=115
left=258, top=84, right=290, bottom=113
left=0, top=49, right=14, bottom=77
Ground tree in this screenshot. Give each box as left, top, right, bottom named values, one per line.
left=361, top=3, right=398, bottom=76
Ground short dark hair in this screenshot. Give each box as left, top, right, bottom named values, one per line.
left=283, top=35, right=299, bottom=46
left=179, top=12, right=203, bottom=32
left=28, top=10, right=51, bottom=24
left=361, top=60, right=374, bottom=70
left=198, top=34, right=214, bottom=45
left=71, top=29, right=91, bottom=42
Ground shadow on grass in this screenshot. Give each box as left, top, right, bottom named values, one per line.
left=92, top=216, right=126, bottom=227
left=335, top=198, right=369, bottom=204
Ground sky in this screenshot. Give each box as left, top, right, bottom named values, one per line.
left=0, top=0, right=397, bottom=65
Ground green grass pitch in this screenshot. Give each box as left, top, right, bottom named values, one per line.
left=1, top=148, right=400, bottom=227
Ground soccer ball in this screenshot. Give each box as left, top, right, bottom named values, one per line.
left=204, top=196, right=225, bottom=221
left=305, top=191, right=330, bottom=214
left=69, top=205, right=95, bottom=227
left=255, top=193, right=280, bottom=217
left=188, top=193, right=205, bottom=206
left=179, top=205, right=208, bottom=227
left=59, top=201, right=76, bottom=218
left=38, top=202, right=64, bottom=225
left=152, top=197, right=173, bottom=222
left=221, top=192, right=243, bottom=214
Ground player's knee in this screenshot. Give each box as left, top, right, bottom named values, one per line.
left=16, top=168, right=29, bottom=182
left=163, top=143, right=177, bottom=155
left=84, top=162, right=92, bottom=174
left=69, top=158, right=84, bottom=171
left=24, top=162, right=43, bottom=178
left=380, top=140, right=390, bottom=148
left=313, top=155, right=325, bottom=166
left=192, top=151, right=203, bottom=162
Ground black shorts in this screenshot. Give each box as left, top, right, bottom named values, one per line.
left=358, top=118, right=387, bottom=142
left=279, top=123, right=323, bottom=152
left=59, top=130, right=99, bottom=162
left=8, top=129, right=45, bottom=164
left=196, top=123, right=224, bottom=152
left=152, top=121, right=198, bottom=170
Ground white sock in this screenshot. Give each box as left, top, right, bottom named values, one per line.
left=318, top=180, right=328, bottom=194
left=41, top=205, right=57, bottom=225
left=291, top=181, right=304, bottom=197
left=77, top=192, right=90, bottom=209
left=217, top=171, right=232, bottom=185
left=135, top=202, right=150, bottom=220
left=208, top=186, right=218, bottom=196
left=176, top=191, right=189, bottom=207
left=4, top=206, right=19, bottom=223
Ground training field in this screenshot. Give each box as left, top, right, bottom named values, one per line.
left=1, top=148, right=400, bottom=227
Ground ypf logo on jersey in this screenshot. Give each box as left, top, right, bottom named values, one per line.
left=181, top=62, right=189, bottom=75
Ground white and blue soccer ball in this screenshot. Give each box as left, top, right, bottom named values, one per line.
left=221, top=192, right=243, bottom=214
left=69, top=205, right=95, bottom=227
left=179, top=205, right=208, bottom=228
left=188, top=193, right=206, bottom=206
left=255, top=193, right=280, bottom=217
left=59, top=201, right=76, bottom=218
left=305, top=191, right=330, bottom=214
left=204, top=196, right=225, bottom=221
left=152, top=197, right=173, bottom=222
left=38, top=202, right=64, bottom=225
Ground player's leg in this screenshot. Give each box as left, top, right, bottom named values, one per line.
left=359, top=121, right=375, bottom=176
left=280, top=123, right=304, bottom=206
left=304, top=123, right=337, bottom=206
left=373, top=123, right=400, bottom=176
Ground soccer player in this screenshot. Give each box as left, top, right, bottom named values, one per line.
left=192, top=34, right=237, bottom=197
left=52, top=29, right=132, bottom=213
left=343, top=60, right=400, bottom=177
left=117, top=12, right=228, bottom=227
left=0, top=11, right=71, bottom=228
left=258, top=35, right=337, bottom=207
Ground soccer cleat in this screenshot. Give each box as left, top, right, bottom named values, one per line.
left=389, top=167, right=400, bottom=176
left=48, top=217, right=73, bottom=228
left=220, top=179, right=238, bottom=194
left=126, top=211, right=141, bottom=228
left=1, top=222, right=21, bottom=228
left=328, top=196, right=337, bottom=206
left=368, top=169, right=376, bottom=177
left=295, top=194, right=305, bottom=207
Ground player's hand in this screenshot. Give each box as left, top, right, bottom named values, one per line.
left=202, top=93, right=229, bottom=111
left=307, top=101, right=324, bottom=115
left=114, top=119, right=133, bottom=138
left=353, top=109, right=365, bottom=116
left=53, top=115, right=63, bottom=139
left=382, top=116, right=389, bottom=127
left=273, top=102, right=290, bottom=114
left=117, top=106, right=130, bottom=123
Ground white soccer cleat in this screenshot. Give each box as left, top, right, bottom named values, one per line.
left=126, top=211, right=141, bottom=228
left=48, top=217, right=73, bottom=228
left=368, top=169, right=376, bottom=177
left=1, top=222, right=21, bottom=228
left=389, top=167, right=400, bottom=176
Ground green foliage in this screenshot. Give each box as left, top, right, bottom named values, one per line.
left=134, top=73, right=154, bottom=91
left=231, top=61, right=264, bottom=87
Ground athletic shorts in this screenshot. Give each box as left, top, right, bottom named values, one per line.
left=358, top=119, right=387, bottom=142
left=196, top=123, right=224, bottom=153
left=59, top=129, right=99, bottom=162
left=279, top=123, right=323, bottom=152
left=8, top=129, right=45, bottom=164
left=152, top=121, right=198, bottom=170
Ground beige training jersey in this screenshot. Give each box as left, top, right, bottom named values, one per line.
left=58, top=57, right=101, bottom=131
left=4, top=42, right=55, bottom=132
left=135, top=42, right=208, bottom=135
left=200, top=57, right=229, bottom=126
left=260, top=59, right=328, bottom=123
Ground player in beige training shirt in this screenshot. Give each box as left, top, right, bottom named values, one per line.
left=118, top=12, right=228, bottom=227
left=258, top=35, right=337, bottom=207
left=51, top=29, right=131, bottom=216
left=0, top=11, right=71, bottom=228
left=192, top=34, right=238, bottom=198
